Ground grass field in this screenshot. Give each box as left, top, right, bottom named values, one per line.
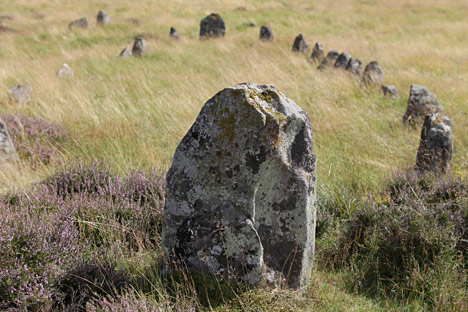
left=1, top=0, right=468, bottom=310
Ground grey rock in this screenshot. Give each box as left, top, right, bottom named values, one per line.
left=57, top=63, right=74, bottom=79
left=170, top=27, right=179, bottom=40
left=334, top=52, right=352, bottom=70
left=162, top=82, right=317, bottom=289
left=68, top=17, right=88, bottom=30
left=0, top=117, right=18, bottom=164
left=345, top=57, right=364, bottom=76
left=259, top=26, right=273, bottom=41
left=97, top=10, right=110, bottom=26
left=200, top=13, right=226, bottom=39
left=119, top=46, right=132, bottom=57
left=381, top=84, right=399, bottom=100
left=415, top=113, right=453, bottom=175
left=310, top=42, right=324, bottom=62
left=243, top=19, right=257, bottom=28
left=292, top=34, right=309, bottom=53
left=8, top=82, right=31, bottom=104
left=362, top=61, right=384, bottom=85
left=132, top=37, right=146, bottom=57
left=403, top=84, right=444, bottom=124
left=317, top=49, right=339, bottom=70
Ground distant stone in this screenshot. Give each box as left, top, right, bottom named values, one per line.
left=0, top=117, right=18, bottom=164
left=57, top=63, right=74, bottom=79
left=403, top=84, right=444, bottom=124
left=259, top=26, right=273, bottom=41
left=415, top=113, right=453, bottom=175
left=200, top=13, right=226, bottom=39
left=291, top=34, right=309, bottom=53
left=310, top=42, right=324, bottom=62
left=97, top=10, right=110, bottom=26
left=162, top=82, right=317, bottom=289
left=0, top=15, right=13, bottom=21
left=362, top=61, right=384, bottom=85
left=0, top=25, right=15, bottom=32
left=243, top=19, right=257, bottom=28
left=8, top=82, right=31, bottom=104
left=68, top=17, right=88, bottom=30
left=381, top=84, right=399, bottom=100
left=119, top=46, right=132, bottom=57
left=317, top=50, right=339, bottom=70
left=170, top=27, right=179, bottom=40
left=132, top=37, right=146, bottom=57
left=334, top=52, right=352, bottom=70
left=345, top=57, right=364, bottom=76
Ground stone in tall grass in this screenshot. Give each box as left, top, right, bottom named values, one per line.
left=132, top=37, right=146, bottom=57
left=310, top=42, right=324, bottom=62
left=119, top=46, right=132, bottom=57
left=96, top=10, right=110, bottom=26
left=57, top=63, right=74, bottom=79
left=345, top=57, right=364, bottom=76
left=68, top=17, right=88, bottom=30
left=0, top=117, right=18, bottom=163
left=334, top=52, right=352, bottom=69
left=291, top=33, right=309, bottom=53
left=381, top=84, right=399, bottom=99
left=170, top=27, right=179, bottom=40
left=259, top=26, right=273, bottom=41
left=415, top=113, right=453, bottom=175
left=402, top=84, right=443, bottom=124
left=317, top=49, right=339, bottom=70
left=8, top=82, right=31, bottom=104
left=199, top=13, right=226, bottom=39
left=163, top=82, right=317, bottom=289
left=362, top=61, right=384, bottom=85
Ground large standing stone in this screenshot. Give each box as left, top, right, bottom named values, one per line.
left=403, top=84, right=444, bottom=124
left=362, top=61, right=384, bottom=85
left=310, top=42, right=324, bottom=62
left=345, top=57, right=364, bottom=76
left=57, top=63, right=74, bottom=79
left=162, top=82, right=317, bottom=289
left=68, top=17, right=88, bottom=30
left=170, top=27, right=179, bottom=40
left=0, top=117, right=18, bottom=164
left=317, top=50, right=339, bottom=70
left=132, top=37, right=146, bottom=57
left=415, top=113, right=453, bottom=175
left=97, top=10, right=110, bottom=26
left=291, top=34, right=309, bottom=53
left=381, top=84, right=399, bottom=100
left=259, top=26, right=273, bottom=41
left=199, top=13, right=226, bottom=39
left=334, top=52, right=352, bottom=70
left=8, top=82, right=32, bottom=104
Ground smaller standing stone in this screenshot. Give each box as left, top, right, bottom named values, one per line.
left=0, top=117, right=18, bottom=164
left=334, top=52, right=352, bottom=69
left=132, top=37, right=146, bottom=57
left=170, top=27, right=179, bottom=40
left=317, top=49, right=339, bottom=70
left=57, top=63, right=74, bottom=79
left=362, top=61, right=384, bottom=85
left=415, top=113, right=453, bottom=175
left=345, top=57, right=364, bottom=76
left=8, top=82, right=32, bottom=104
left=199, top=13, right=226, bottom=39
left=381, top=85, right=399, bottom=100
left=97, top=11, right=110, bottom=26
left=119, top=46, right=132, bottom=57
left=403, top=84, right=444, bottom=124
left=291, top=34, right=309, bottom=53
left=259, top=26, right=273, bottom=41
left=69, top=17, right=88, bottom=30
left=310, top=42, right=324, bottom=62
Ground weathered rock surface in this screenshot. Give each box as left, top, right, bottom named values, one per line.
left=259, top=26, right=273, bottom=41
left=97, top=10, right=110, bottom=26
left=162, top=82, right=317, bottom=289
left=132, top=37, right=146, bottom=57
left=119, top=46, right=132, bottom=57
left=402, top=84, right=444, bottom=124
left=362, top=61, right=384, bottom=85
left=381, top=84, right=399, bottom=100
left=0, top=117, right=18, bottom=164
left=170, top=27, right=179, bottom=40
left=8, top=82, right=31, bottom=104
left=310, top=42, right=324, bottom=62
left=334, top=52, right=352, bottom=70
left=199, top=13, right=226, bottom=39
left=57, top=63, right=74, bottom=79
left=345, top=57, right=364, bottom=76
left=291, top=34, right=309, bottom=53
left=317, top=50, right=339, bottom=70
left=415, top=113, right=453, bottom=175
left=68, top=17, right=88, bottom=30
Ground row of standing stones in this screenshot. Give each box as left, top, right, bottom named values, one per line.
left=2, top=12, right=454, bottom=289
